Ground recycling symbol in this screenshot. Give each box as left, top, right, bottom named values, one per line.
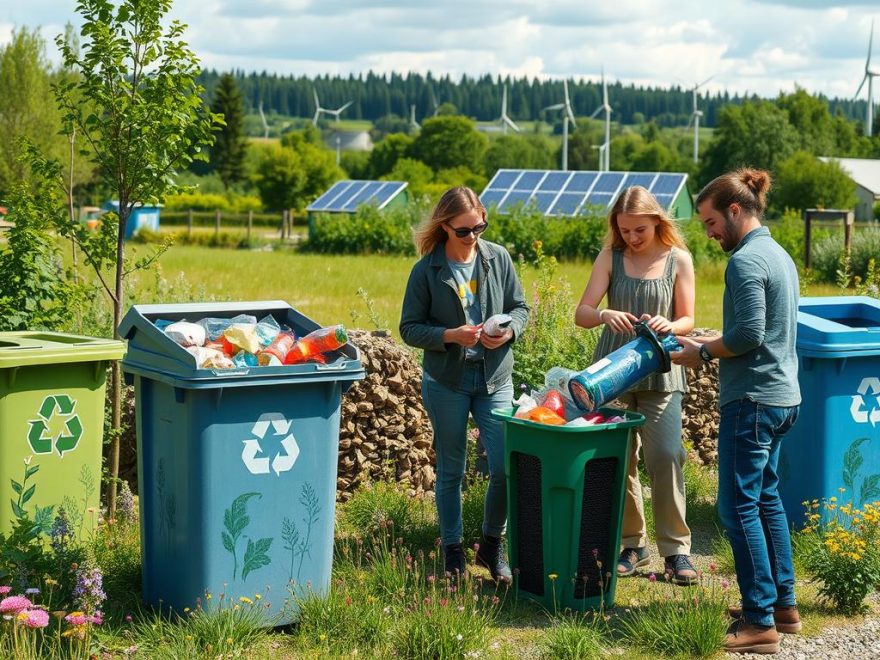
left=241, top=413, right=300, bottom=476
left=851, top=376, right=880, bottom=426
left=27, top=394, right=83, bottom=457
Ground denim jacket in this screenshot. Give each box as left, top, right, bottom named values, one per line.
left=400, top=240, right=529, bottom=393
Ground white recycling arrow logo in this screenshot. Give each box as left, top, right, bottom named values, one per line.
left=241, top=413, right=300, bottom=476
left=850, top=376, right=880, bottom=426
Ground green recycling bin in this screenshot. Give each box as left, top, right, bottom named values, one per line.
left=0, top=332, right=125, bottom=536
left=492, top=407, right=644, bottom=611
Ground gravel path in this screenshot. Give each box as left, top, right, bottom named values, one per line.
left=729, top=615, right=880, bottom=659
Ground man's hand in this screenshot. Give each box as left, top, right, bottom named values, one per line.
left=445, top=325, right=482, bottom=347
left=671, top=335, right=703, bottom=369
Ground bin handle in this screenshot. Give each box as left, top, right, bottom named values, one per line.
left=211, top=368, right=250, bottom=377
left=314, top=361, right=352, bottom=372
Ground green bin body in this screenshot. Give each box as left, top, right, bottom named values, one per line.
left=492, top=407, right=644, bottom=611
left=0, top=332, right=125, bottom=536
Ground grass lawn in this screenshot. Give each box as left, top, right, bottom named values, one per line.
left=143, top=244, right=840, bottom=336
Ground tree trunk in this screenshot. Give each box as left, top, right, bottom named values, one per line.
left=107, top=206, right=128, bottom=518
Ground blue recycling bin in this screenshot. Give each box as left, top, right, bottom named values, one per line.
left=779, top=296, right=880, bottom=525
left=102, top=201, right=160, bottom=239
left=119, top=301, right=364, bottom=625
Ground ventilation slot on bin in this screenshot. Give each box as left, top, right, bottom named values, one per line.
left=574, top=457, right=618, bottom=599
left=514, top=452, right=544, bottom=596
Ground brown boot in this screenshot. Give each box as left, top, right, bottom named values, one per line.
left=728, top=605, right=802, bottom=634
left=725, top=620, right=780, bottom=654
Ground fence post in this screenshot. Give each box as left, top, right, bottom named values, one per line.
left=247, top=210, right=253, bottom=242
left=215, top=209, right=221, bottom=237
left=844, top=210, right=854, bottom=258
left=187, top=209, right=193, bottom=236
left=803, top=210, right=812, bottom=270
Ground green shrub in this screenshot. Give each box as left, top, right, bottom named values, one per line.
left=338, top=480, right=436, bottom=551
left=810, top=227, right=880, bottom=284
left=539, top=613, right=607, bottom=659
left=486, top=205, right=606, bottom=262
left=679, top=218, right=725, bottom=265
left=304, top=203, right=422, bottom=255
left=293, top=586, right=389, bottom=655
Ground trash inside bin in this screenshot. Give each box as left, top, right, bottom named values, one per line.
left=492, top=407, right=645, bottom=611
left=0, top=332, right=125, bottom=537
left=779, top=296, right=880, bottom=524
left=119, top=301, right=365, bottom=625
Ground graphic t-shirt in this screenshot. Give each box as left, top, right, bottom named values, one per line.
left=448, top=256, right=483, bottom=361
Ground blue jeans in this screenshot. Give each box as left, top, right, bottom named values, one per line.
left=718, top=399, right=800, bottom=627
left=421, top=363, right=513, bottom=546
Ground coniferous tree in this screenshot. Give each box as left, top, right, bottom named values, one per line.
left=211, top=73, right=248, bottom=189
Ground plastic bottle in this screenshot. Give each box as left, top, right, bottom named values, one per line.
left=284, top=325, right=348, bottom=365
left=258, top=332, right=296, bottom=366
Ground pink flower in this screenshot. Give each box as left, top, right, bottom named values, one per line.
left=709, top=562, right=717, bottom=573
left=65, top=613, right=88, bottom=626
left=89, top=612, right=104, bottom=625
left=720, top=578, right=731, bottom=590
left=0, top=586, right=11, bottom=595
left=648, top=573, right=657, bottom=582
left=0, top=596, right=32, bottom=614
left=125, top=614, right=133, bottom=623
left=23, top=609, right=49, bottom=628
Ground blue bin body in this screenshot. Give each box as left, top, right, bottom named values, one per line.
left=779, top=296, right=880, bottom=525
left=103, top=201, right=160, bottom=239
left=119, top=302, right=364, bottom=625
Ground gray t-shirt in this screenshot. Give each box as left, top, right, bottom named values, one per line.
left=720, top=227, right=801, bottom=408
left=448, top=256, right=484, bottom=361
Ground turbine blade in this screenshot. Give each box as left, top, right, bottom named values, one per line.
left=856, top=73, right=868, bottom=99
left=602, top=72, right=608, bottom=105
left=567, top=104, right=577, bottom=128
left=504, top=116, right=521, bottom=132
left=544, top=103, right=565, bottom=111
left=696, top=74, right=715, bottom=89
left=502, top=85, right=508, bottom=114
left=686, top=113, right=694, bottom=130
left=869, top=18, right=875, bottom=68
left=589, top=106, right=602, bottom=119
left=564, top=79, right=571, bottom=105
left=313, top=89, right=320, bottom=109
left=338, top=101, right=353, bottom=113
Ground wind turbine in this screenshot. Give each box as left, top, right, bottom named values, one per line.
left=497, top=84, right=520, bottom=134
left=410, top=104, right=420, bottom=132
left=543, top=79, right=577, bottom=170
left=258, top=100, right=269, bottom=139
left=686, top=76, right=714, bottom=163
left=312, top=89, right=352, bottom=126
left=589, top=71, right=612, bottom=171
left=855, top=19, right=880, bottom=137
left=429, top=86, right=440, bottom=116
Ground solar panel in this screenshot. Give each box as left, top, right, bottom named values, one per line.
left=480, top=170, right=689, bottom=217
left=307, top=180, right=408, bottom=213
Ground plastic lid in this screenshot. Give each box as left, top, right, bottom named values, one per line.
left=0, top=332, right=126, bottom=369
left=796, top=296, right=880, bottom=357
left=634, top=322, right=674, bottom=373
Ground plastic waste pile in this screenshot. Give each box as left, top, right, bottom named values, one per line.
left=157, top=315, right=348, bottom=370
left=513, top=367, right=627, bottom=427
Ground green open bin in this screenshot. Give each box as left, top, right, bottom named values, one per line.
left=0, top=332, right=125, bottom=536
left=492, top=407, right=644, bottom=611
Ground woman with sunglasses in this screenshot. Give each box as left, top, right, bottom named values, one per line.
left=400, top=186, right=529, bottom=582
left=574, top=186, right=697, bottom=586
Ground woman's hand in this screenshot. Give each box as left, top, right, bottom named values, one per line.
left=640, top=313, right=674, bottom=335
left=444, top=324, right=482, bottom=347
left=480, top=327, right=513, bottom=350
left=599, top=309, right=638, bottom=334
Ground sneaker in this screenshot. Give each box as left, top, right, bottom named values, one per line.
left=728, top=605, right=802, bottom=634
left=443, top=542, right=465, bottom=577
left=475, top=535, right=513, bottom=584
left=664, top=554, right=698, bottom=586
left=617, top=547, right=650, bottom=576
left=725, top=619, right=780, bottom=654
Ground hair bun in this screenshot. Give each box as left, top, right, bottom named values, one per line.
left=738, top=168, right=771, bottom=196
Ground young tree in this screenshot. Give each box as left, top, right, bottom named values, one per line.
left=210, top=73, right=247, bottom=189
left=48, top=0, right=219, bottom=514
left=406, top=115, right=488, bottom=173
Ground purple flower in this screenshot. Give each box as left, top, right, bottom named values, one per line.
left=0, top=596, right=32, bottom=614
left=25, top=587, right=40, bottom=596
left=72, top=565, right=106, bottom=614
left=50, top=508, right=72, bottom=553
left=648, top=573, right=657, bottom=582
left=118, top=481, right=136, bottom=524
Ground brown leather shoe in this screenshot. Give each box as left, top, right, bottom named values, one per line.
left=728, top=605, right=802, bottom=634
left=725, top=620, right=780, bottom=654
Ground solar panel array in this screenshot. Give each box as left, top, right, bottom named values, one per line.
left=480, top=170, right=688, bottom=217
left=307, top=180, right=408, bottom=213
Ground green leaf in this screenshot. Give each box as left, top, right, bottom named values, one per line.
left=860, top=473, right=880, bottom=504
left=25, top=465, right=39, bottom=480
left=20, top=484, right=36, bottom=505
left=843, top=438, right=868, bottom=490
left=221, top=531, right=234, bottom=554
left=11, top=501, right=25, bottom=519
left=11, top=480, right=22, bottom=495
left=241, top=536, right=273, bottom=581
left=223, top=492, right=260, bottom=542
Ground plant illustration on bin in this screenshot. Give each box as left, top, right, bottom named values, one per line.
left=222, top=492, right=274, bottom=582
left=281, top=483, right=321, bottom=583
left=155, top=459, right=177, bottom=542
left=843, top=438, right=880, bottom=506
left=58, top=465, right=97, bottom=541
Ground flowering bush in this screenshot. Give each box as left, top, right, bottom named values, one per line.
left=801, top=496, right=880, bottom=615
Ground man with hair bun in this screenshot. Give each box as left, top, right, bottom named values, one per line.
left=672, top=168, right=801, bottom=655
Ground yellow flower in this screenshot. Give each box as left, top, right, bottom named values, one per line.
left=319, top=634, right=327, bottom=642
left=226, top=637, right=234, bottom=645
left=254, top=594, right=262, bottom=601
left=830, top=496, right=837, bottom=503
left=548, top=573, right=559, bottom=581
left=239, top=597, right=253, bottom=605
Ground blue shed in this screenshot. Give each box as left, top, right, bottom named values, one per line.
left=102, top=201, right=161, bottom=239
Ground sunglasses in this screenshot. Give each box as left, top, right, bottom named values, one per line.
left=446, top=221, right=488, bottom=238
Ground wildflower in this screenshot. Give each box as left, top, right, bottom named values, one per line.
left=89, top=612, right=103, bottom=625
left=0, top=586, right=10, bottom=595
left=239, top=597, right=253, bottom=605
left=25, top=587, right=40, bottom=596
left=117, top=481, right=137, bottom=524
left=345, top=596, right=353, bottom=606
left=65, top=612, right=88, bottom=626
left=648, top=573, right=657, bottom=582
left=548, top=573, right=558, bottom=581
left=125, top=614, right=133, bottom=623
left=226, top=637, right=234, bottom=644
left=427, top=574, right=436, bottom=584
left=72, top=564, right=106, bottom=615
left=319, top=634, right=327, bottom=642
left=473, top=542, right=480, bottom=553
left=0, top=596, right=33, bottom=614
left=456, top=633, right=463, bottom=641
left=254, top=594, right=262, bottom=601
left=709, top=562, right=717, bottom=573
left=720, top=578, right=730, bottom=590
left=51, top=507, right=73, bottom=554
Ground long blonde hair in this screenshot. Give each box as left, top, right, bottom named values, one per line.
left=413, top=186, right=487, bottom=256
left=605, top=185, right=687, bottom=251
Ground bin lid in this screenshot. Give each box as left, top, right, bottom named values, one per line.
left=491, top=407, right=645, bottom=432
left=118, top=301, right=365, bottom=388
left=797, top=296, right=880, bottom=357
left=0, top=332, right=126, bottom=369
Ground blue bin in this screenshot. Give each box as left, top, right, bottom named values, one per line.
left=103, top=201, right=160, bottom=239
left=119, top=301, right=364, bottom=624
left=779, top=296, right=880, bottom=525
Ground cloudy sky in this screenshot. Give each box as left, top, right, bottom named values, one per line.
left=2, top=0, right=878, bottom=99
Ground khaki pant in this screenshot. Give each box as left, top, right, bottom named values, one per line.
left=617, top=390, right=691, bottom=557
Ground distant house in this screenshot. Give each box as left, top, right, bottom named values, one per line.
left=818, top=157, right=880, bottom=221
